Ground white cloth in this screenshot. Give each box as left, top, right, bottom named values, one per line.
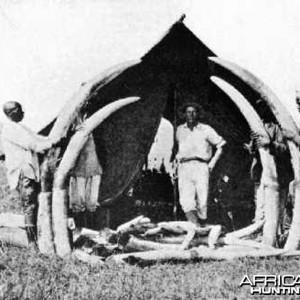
left=178, top=161, right=209, bottom=219
left=176, top=123, right=223, bottom=161
left=1, top=120, right=52, bottom=189
left=69, top=175, right=101, bottom=212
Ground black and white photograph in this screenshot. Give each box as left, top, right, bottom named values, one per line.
left=1, top=0, right=300, bottom=298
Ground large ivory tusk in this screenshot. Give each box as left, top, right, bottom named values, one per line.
left=109, top=247, right=287, bottom=265
left=153, top=231, right=270, bottom=250
left=209, top=57, right=300, bottom=250
left=225, top=220, right=265, bottom=239
left=37, top=192, right=55, bottom=254
left=37, top=61, right=140, bottom=256
left=285, top=113, right=300, bottom=249
left=209, top=57, right=298, bottom=137
left=146, top=221, right=221, bottom=249
left=49, top=60, right=140, bottom=143
left=222, top=236, right=275, bottom=250
left=284, top=142, right=300, bottom=250
left=211, top=77, right=279, bottom=246
left=52, top=96, right=140, bottom=257
left=54, top=96, right=140, bottom=189
left=0, top=227, right=28, bottom=247
left=123, top=235, right=183, bottom=252
left=157, top=221, right=196, bottom=234
left=210, top=77, right=267, bottom=137
left=0, top=213, right=25, bottom=228
left=116, top=216, right=151, bottom=234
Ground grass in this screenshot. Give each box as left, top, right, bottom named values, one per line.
left=1, top=246, right=300, bottom=299
left=0, top=164, right=21, bottom=214
left=1, top=162, right=300, bottom=299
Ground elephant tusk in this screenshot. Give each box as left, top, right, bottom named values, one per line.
left=52, top=96, right=140, bottom=257
left=49, top=60, right=140, bottom=143
left=209, top=57, right=298, bottom=139
left=210, top=76, right=279, bottom=246
left=209, top=57, right=300, bottom=250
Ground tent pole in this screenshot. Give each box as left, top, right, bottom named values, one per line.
left=172, top=87, right=179, bottom=220
left=105, top=208, right=110, bottom=228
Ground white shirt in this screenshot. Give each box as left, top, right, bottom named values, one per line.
left=176, top=123, right=224, bottom=161
left=1, top=120, right=52, bottom=189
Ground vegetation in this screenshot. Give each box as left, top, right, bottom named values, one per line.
left=1, top=245, right=300, bottom=299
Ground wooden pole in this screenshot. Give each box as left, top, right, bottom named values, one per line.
left=172, top=87, right=179, bottom=220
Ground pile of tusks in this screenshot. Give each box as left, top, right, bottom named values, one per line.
left=1, top=213, right=299, bottom=266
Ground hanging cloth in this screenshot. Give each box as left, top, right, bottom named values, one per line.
left=69, top=134, right=102, bottom=213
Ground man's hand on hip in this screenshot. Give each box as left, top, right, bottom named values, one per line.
left=208, top=162, right=215, bottom=172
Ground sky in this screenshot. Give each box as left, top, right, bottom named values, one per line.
left=1, top=0, right=300, bottom=169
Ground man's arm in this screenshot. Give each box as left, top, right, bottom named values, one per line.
left=3, top=124, right=53, bottom=153
left=255, top=124, right=288, bottom=152
left=27, top=129, right=56, bottom=152
left=281, top=128, right=300, bottom=147
left=206, top=126, right=226, bottom=171
left=170, top=126, right=180, bottom=163
left=170, top=140, right=178, bottom=163
left=251, top=132, right=270, bottom=149
left=208, top=140, right=226, bottom=171
left=243, top=138, right=256, bottom=154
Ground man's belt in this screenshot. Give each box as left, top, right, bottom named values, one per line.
left=179, top=157, right=208, bottom=164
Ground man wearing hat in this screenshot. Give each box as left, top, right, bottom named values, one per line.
left=1, top=101, right=57, bottom=246
left=174, top=103, right=226, bottom=226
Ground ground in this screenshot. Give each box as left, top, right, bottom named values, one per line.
left=1, top=247, right=300, bottom=299
left=1, top=163, right=300, bottom=299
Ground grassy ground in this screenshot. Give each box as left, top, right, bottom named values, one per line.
left=1, top=163, right=300, bottom=299
left=0, top=164, right=22, bottom=215
left=1, top=246, right=300, bottom=299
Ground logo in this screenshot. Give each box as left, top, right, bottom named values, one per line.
left=240, top=275, right=300, bottom=295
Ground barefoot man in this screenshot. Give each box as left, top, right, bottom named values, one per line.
left=1, top=101, right=58, bottom=246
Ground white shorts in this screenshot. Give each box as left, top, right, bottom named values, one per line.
left=178, top=160, right=209, bottom=220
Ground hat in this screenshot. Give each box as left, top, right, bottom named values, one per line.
left=180, top=102, right=201, bottom=113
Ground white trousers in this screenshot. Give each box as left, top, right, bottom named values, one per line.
left=69, top=175, right=101, bottom=213
left=178, top=161, right=209, bottom=220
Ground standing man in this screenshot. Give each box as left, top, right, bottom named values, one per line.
left=1, top=101, right=57, bottom=246
left=173, top=103, right=226, bottom=227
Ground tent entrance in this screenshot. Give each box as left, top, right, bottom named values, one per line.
left=126, top=84, right=257, bottom=230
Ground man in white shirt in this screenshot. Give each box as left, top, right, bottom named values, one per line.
left=174, top=103, right=226, bottom=226
left=1, top=101, right=56, bottom=245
